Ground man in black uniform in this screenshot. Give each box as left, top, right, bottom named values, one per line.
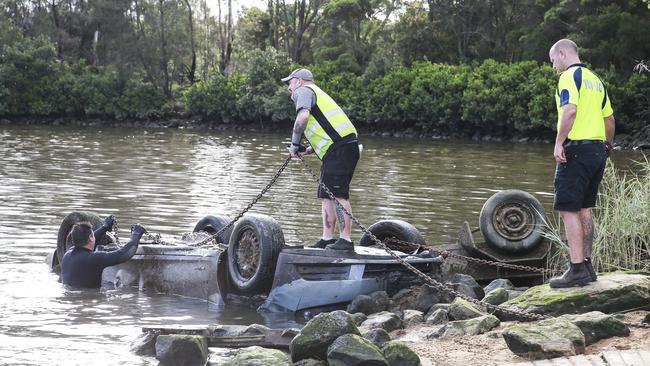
left=61, top=215, right=147, bottom=288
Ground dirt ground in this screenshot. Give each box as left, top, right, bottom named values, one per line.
left=393, top=311, right=650, bottom=366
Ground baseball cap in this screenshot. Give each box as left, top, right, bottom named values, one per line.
left=281, top=68, right=313, bottom=83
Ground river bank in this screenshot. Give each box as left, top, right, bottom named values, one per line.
left=2, top=115, right=649, bottom=150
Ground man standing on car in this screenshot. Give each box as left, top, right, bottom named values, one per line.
left=548, top=39, right=615, bottom=288
left=282, top=68, right=360, bottom=252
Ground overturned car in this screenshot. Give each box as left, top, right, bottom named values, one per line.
left=47, top=189, right=550, bottom=313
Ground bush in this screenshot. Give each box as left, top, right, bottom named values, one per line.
left=116, top=77, right=166, bottom=119
left=182, top=73, right=241, bottom=123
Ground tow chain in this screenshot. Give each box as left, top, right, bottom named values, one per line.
left=383, top=237, right=555, bottom=275
left=297, top=156, right=547, bottom=322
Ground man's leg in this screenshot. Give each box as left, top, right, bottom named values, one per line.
left=322, top=198, right=336, bottom=240
left=561, top=210, right=585, bottom=263
left=335, top=198, right=353, bottom=241
left=580, top=208, right=594, bottom=259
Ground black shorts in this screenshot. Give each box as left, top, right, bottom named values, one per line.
left=553, top=143, right=607, bottom=212
left=318, top=137, right=360, bottom=199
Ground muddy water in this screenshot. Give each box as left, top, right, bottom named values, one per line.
left=0, top=124, right=642, bottom=364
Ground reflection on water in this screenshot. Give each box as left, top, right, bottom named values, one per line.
left=0, top=124, right=643, bottom=364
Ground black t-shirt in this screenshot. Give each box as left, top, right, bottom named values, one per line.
left=61, top=227, right=139, bottom=288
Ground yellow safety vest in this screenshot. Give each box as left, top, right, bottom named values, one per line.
left=303, top=84, right=357, bottom=159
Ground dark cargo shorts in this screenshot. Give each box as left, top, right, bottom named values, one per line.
left=318, top=137, right=360, bottom=199
left=553, top=143, right=608, bottom=212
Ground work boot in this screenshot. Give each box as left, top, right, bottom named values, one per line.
left=549, top=262, right=591, bottom=288
left=326, top=238, right=355, bottom=251
left=309, top=238, right=335, bottom=249
left=584, top=258, right=597, bottom=282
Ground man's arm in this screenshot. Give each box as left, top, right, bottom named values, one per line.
left=89, top=238, right=139, bottom=268
left=289, top=109, right=311, bottom=156
left=604, top=115, right=615, bottom=145
left=554, top=104, right=577, bottom=163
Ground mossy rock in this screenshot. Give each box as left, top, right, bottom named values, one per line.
left=502, top=320, right=585, bottom=360
left=503, top=273, right=650, bottom=316
left=558, top=311, right=630, bottom=345
left=290, top=310, right=360, bottom=362
left=381, top=341, right=420, bottom=366
left=222, top=346, right=291, bottom=365
left=327, top=334, right=388, bottom=366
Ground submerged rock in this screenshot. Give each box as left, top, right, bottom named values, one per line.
left=290, top=310, right=360, bottom=362
left=222, top=346, right=291, bottom=366
left=130, top=331, right=158, bottom=356
left=327, top=334, right=388, bottom=366
left=502, top=320, right=585, bottom=360
left=155, top=334, right=208, bottom=366
left=381, top=341, right=421, bottom=366
left=558, top=311, right=630, bottom=345
left=503, top=273, right=650, bottom=316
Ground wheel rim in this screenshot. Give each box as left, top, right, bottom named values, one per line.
left=491, top=201, right=535, bottom=240
left=235, top=228, right=261, bottom=280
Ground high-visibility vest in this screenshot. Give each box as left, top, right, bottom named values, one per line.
left=303, top=84, right=357, bottom=159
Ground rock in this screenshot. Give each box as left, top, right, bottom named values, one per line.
left=558, top=311, right=630, bottom=345
left=427, top=315, right=500, bottom=339
left=293, top=359, right=327, bottom=366
left=402, top=310, right=424, bottom=327
left=424, top=308, right=449, bottom=325
left=290, top=310, right=360, bottom=362
left=450, top=283, right=482, bottom=300
left=350, top=312, right=368, bottom=326
left=369, top=291, right=390, bottom=312
left=426, top=303, right=451, bottom=317
left=347, top=294, right=379, bottom=315
left=502, top=320, right=585, bottom=360
left=644, top=312, right=650, bottom=324
left=389, top=288, right=416, bottom=312
left=222, top=346, right=291, bottom=365
left=411, top=285, right=441, bottom=312
left=241, top=323, right=270, bottom=336
left=327, top=334, right=388, bottom=366
left=360, top=311, right=404, bottom=332
left=130, top=331, right=158, bottom=356
left=155, top=334, right=208, bottom=366
left=506, top=289, right=524, bottom=301
left=281, top=328, right=300, bottom=338
left=362, top=328, right=391, bottom=348
left=0, top=119, right=11, bottom=125
left=502, top=273, right=650, bottom=316
left=482, top=288, right=509, bottom=306
left=382, top=341, right=420, bottom=366
left=448, top=297, right=486, bottom=320
left=450, top=274, right=485, bottom=300
left=484, top=279, right=515, bottom=294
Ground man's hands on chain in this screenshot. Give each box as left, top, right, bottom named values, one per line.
left=103, top=215, right=116, bottom=230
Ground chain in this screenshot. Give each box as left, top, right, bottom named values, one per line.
left=383, top=238, right=554, bottom=274
left=297, top=156, right=547, bottom=322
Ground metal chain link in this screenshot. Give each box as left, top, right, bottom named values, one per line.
left=297, top=156, right=547, bottom=322
left=383, top=237, right=554, bottom=274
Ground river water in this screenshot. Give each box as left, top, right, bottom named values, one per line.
left=0, top=124, right=643, bottom=365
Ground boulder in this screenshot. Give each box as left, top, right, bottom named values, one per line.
left=427, top=315, right=500, bottom=339
left=360, top=311, right=404, bottom=332
left=290, top=310, right=360, bottom=362
left=450, top=274, right=485, bottom=300
left=293, top=359, right=327, bottom=366
left=502, top=320, right=585, bottom=360
left=425, top=303, right=450, bottom=317
left=558, top=311, right=630, bottom=345
left=381, top=341, right=421, bottom=366
left=448, top=297, right=486, bottom=320
left=222, top=346, right=291, bottom=366
left=389, top=285, right=440, bottom=312
left=327, top=334, right=388, bottom=366
left=369, top=291, right=390, bottom=312
left=130, top=331, right=158, bottom=356
left=362, top=328, right=391, bottom=348
left=348, top=294, right=379, bottom=315
left=424, top=308, right=449, bottom=325
left=482, top=288, right=509, bottom=306
left=350, top=312, right=368, bottom=326
left=241, top=323, right=270, bottom=336
left=155, top=334, right=208, bottom=366
left=389, top=288, right=417, bottom=312
left=402, top=310, right=424, bottom=327
left=502, top=273, right=650, bottom=316
left=484, top=278, right=514, bottom=294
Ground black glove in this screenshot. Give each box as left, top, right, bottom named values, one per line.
left=103, top=215, right=116, bottom=230
left=288, top=143, right=307, bottom=154
left=131, top=224, right=147, bottom=237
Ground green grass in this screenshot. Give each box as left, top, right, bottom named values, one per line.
left=542, top=157, right=650, bottom=275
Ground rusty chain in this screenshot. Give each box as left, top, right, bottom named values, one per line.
left=383, top=237, right=555, bottom=274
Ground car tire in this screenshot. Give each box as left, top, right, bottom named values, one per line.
left=193, top=215, right=233, bottom=244
left=479, top=189, right=546, bottom=254
left=56, top=212, right=109, bottom=265
left=359, top=219, right=426, bottom=247
left=227, top=214, right=284, bottom=294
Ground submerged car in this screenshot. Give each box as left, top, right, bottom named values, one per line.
left=47, top=189, right=550, bottom=312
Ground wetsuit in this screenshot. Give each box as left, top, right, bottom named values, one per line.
left=61, top=227, right=141, bottom=288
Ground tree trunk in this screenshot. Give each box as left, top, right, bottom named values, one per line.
left=183, top=0, right=197, bottom=84
left=159, top=0, right=171, bottom=97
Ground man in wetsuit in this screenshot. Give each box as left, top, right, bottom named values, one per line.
left=61, top=215, right=147, bottom=288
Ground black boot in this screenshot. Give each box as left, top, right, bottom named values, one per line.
left=584, top=258, right=597, bottom=282
left=549, top=262, right=591, bottom=288
left=308, top=238, right=335, bottom=249
left=326, top=238, right=355, bottom=251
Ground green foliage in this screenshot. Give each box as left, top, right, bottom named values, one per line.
left=116, top=78, right=166, bottom=119
left=182, top=74, right=240, bottom=123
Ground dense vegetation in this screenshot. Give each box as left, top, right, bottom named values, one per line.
left=1, top=0, right=649, bottom=136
